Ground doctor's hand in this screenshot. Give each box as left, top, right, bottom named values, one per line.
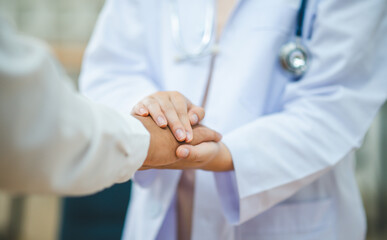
left=135, top=116, right=221, bottom=169
left=132, top=91, right=205, bottom=143
left=154, top=142, right=234, bottom=172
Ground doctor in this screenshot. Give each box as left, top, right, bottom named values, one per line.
left=80, top=0, right=387, bottom=239
left=0, top=19, right=221, bottom=195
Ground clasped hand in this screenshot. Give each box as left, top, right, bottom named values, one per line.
left=133, top=91, right=233, bottom=172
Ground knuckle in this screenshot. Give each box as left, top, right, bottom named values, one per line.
left=156, top=91, right=165, bottom=96
left=162, top=103, right=174, bottom=112
left=153, top=91, right=164, bottom=97
left=148, top=104, right=160, bottom=112
left=142, top=98, right=155, bottom=106
left=148, top=94, right=157, bottom=100
left=149, top=100, right=161, bottom=108
left=155, top=93, right=167, bottom=101
left=171, top=91, right=182, bottom=98
left=176, top=109, right=187, bottom=116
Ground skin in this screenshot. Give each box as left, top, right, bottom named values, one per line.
left=133, top=0, right=238, bottom=172
left=136, top=116, right=222, bottom=169
left=133, top=91, right=234, bottom=172
left=133, top=91, right=205, bottom=143
left=161, top=142, right=234, bottom=172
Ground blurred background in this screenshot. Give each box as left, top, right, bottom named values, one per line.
left=0, top=0, right=386, bottom=239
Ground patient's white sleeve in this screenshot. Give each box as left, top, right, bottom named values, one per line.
left=0, top=20, right=150, bottom=195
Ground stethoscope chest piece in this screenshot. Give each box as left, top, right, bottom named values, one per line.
left=279, top=41, right=309, bottom=78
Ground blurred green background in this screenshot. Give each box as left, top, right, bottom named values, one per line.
left=0, top=0, right=386, bottom=239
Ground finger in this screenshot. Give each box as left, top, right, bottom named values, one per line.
left=143, top=99, right=168, bottom=127
left=176, top=142, right=218, bottom=163
left=152, top=142, right=219, bottom=170
left=132, top=103, right=149, bottom=116
left=155, top=96, right=187, bottom=142
left=190, top=126, right=222, bottom=145
left=170, top=95, right=193, bottom=142
left=188, top=106, right=205, bottom=125
left=165, top=109, right=187, bottom=142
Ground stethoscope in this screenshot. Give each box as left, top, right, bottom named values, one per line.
left=170, top=0, right=217, bottom=62
left=279, top=0, right=309, bottom=78
left=170, top=0, right=310, bottom=78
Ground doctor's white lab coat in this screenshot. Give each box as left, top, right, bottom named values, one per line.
left=80, top=0, right=387, bottom=239
left=0, top=19, right=150, bottom=195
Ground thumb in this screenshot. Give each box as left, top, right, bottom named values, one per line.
left=176, top=142, right=219, bottom=162
left=176, top=145, right=192, bottom=159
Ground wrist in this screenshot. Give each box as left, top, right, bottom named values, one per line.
left=134, top=115, right=154, bottom=167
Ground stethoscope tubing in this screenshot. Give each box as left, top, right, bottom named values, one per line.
left=170, top=0, right=310, bottom=79
left=170, top=0, right=215, bottom=61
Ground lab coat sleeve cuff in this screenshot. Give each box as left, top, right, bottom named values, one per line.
left=214, top=133, right=263, bottom=225
left=214, top=170, right=241, bottom=225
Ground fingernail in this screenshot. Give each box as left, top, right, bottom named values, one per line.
left=139, top=108, right=147, bottom=115
left=186, top=131, right=192, bottom=142
left=175, top=129, right=185, bottom=140
left=157, top=116, right=167, bottom=126
left=179, top=148, right=190, bottom=158
left=190, top=114, right=199, bottom=124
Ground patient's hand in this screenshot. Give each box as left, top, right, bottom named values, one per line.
left=132, top=91, right=205, bottom=143
left=157, top=141, right=234, bottom=172
left=136, top=116, right=221, bottom=169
